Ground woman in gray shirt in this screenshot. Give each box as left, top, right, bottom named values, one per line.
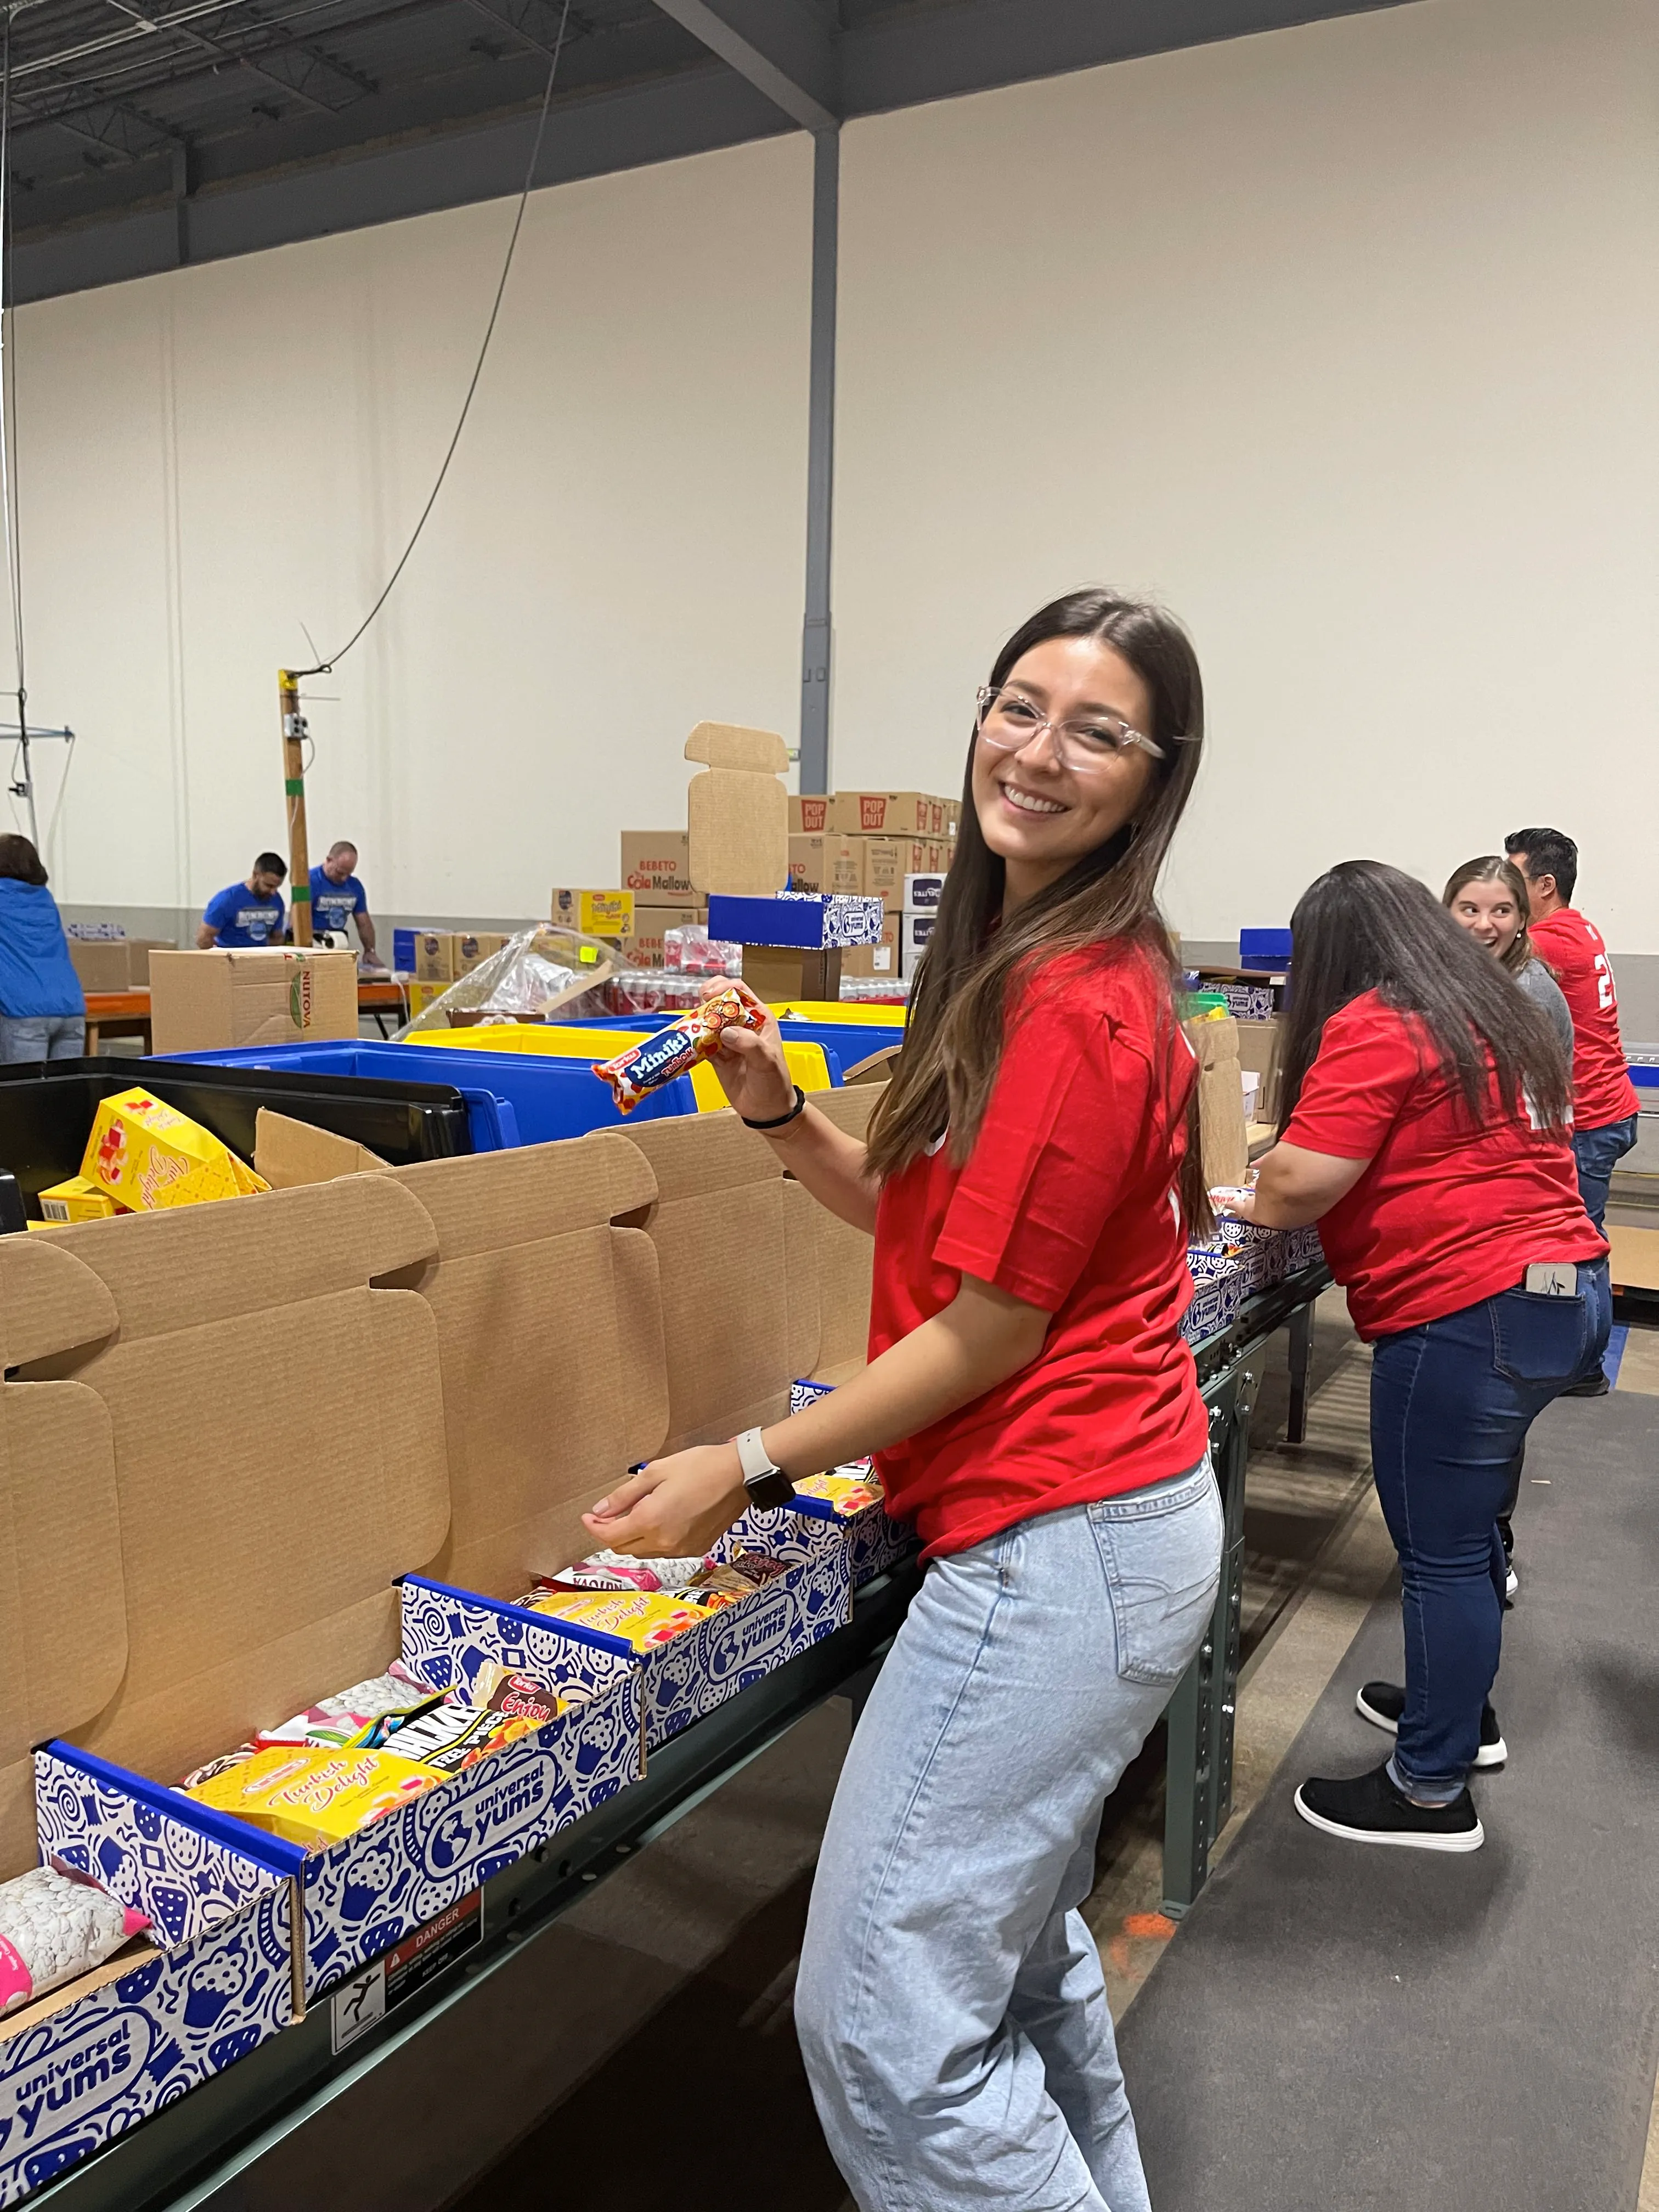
left=1443, top=855, right=1573, bottom=1056
left=1442, top=852, right=1577, bottom=1601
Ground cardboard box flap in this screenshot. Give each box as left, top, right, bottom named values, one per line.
left=388, top=1137, right=669, bottom=1599
left=685, top=724, right=789, bottom=899
left=254, top=1108, right=388, bottom=1189
left=5, top=1182, right=451, bottom=1784
left=781, top=1182, right=822, bottom=1382
left=0, top=1250, right=126, bottom=1875
left=684, top=721, right=789, bottom=774
left=619, top=1114, right=789, bottom=1451
left=803, top=1086, right=881, bottom=1380
left=0, top=1233, right=118, bottom=1369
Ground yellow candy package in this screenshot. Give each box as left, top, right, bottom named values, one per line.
left=527, top=1587, right=713, bottom=1650
left=81, top=1087, right=269, bottom=1213
left=794, top=1464, right=884, bottom=1516
left=181, top=1743, right=442, bottom=1847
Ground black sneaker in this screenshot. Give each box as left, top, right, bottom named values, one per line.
left=1295, top=1763, right=1483, bottom=1852
left=1561, top=1369, right=1610, bottom=1397
left=1355, top=1681, right=1507, bottom=1768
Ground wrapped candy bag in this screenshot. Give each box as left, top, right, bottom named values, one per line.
left=0, top=1863, right=150, bottom=2015
left=257, top=1661, right=444, bottom=1750
left=592, top=987, right=766, bottom=1115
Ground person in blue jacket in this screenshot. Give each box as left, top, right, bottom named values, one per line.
left=0, top=834, right=87, bottom=1061
left=198, top=854, right=287, bottom=947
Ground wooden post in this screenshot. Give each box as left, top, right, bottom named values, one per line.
left=279, top=669, right=312, bottom=946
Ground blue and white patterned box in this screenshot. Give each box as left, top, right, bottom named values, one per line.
left=707, top=893, right=885, bottom=950
left=37, top=1660, right=643, bottom=2006
left=783, top=1381, right=918, bottom=1586
left=7, top=1750, right=295, bottom=2206
left=404, top=1534, right=849, bottom=1756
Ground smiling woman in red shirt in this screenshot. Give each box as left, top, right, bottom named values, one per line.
left=583, top=589, right=1218, bottom=2212
left=1234, top=862, right=1606, bottom=1856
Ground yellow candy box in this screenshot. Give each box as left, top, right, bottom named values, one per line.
left=183, top=1743, right=442, bottom=1847
left=527, top=1588, right=713, bottom=1650
left=81, top=1086, right=270, bottom=1212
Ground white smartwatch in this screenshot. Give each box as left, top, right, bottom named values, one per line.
left=733, top=1426, right=795, bottom=1510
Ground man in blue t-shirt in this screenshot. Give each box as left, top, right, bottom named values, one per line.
left=309, top=842, right=380, bottom=967
left=198, top=854, right=287, bottom=948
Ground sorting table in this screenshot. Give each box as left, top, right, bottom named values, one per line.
left=33, top=1264, right=1328, bottom=2212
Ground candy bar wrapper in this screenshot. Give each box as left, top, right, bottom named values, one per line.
left=664, top=1564, right=758, bottom=1612
left=0, top=1862, right=151, bottom=2016
left=181, top=1744, right=443, bottom=1848
left=726, top=1551, right=793, bottom=1587
left=473, top=1662, right=566, bottom=1728
left=363, top=1699, right=535, bottom=1776
left=178, top=1743, right=259, bottom=1791
left=260, top=1662, right=445, bottom=1749
left=592, top=986, right=766, bottom=1114
left=527, top=1547, right=707, bottom=1600
left=794, top=1469, right=884, bottom=1516
left=526, top=1587, right=715, bottom=1650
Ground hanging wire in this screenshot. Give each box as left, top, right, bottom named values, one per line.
left=294, top=0, right=573, bottom=678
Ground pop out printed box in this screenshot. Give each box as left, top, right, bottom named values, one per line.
left=5, top=1768, right=293, bottom=2207
left=403, top=1533, right=850, bottom=1759
left=35, top=1631, right=642, bottom=2008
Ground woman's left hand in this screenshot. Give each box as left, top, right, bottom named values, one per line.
left=583, top=1444, right=748, bottom=1558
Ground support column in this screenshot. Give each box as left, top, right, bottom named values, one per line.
left=799, top=124, right=838, bottom=796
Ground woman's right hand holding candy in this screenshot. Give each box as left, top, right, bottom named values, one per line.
left=699, top=979, right=796, bottom=1122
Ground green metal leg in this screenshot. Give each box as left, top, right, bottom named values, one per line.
left=1163, top=1359, right=1259, bottom=1917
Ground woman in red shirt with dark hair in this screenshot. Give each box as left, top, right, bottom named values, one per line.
left=585, top=589, right=1220, bottom=2211
left=1234, top=861, right=1606, bottom=1854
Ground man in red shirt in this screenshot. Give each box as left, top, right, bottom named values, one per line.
left=1506, top=826, right=1638, bottom=1395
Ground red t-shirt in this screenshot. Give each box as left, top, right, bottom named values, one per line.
left=867, top=944, right=1209, bottom=1561
left=1527, top=907, right=1639, bottom=1131
left=1282, top=992, right=1604, bottom=1341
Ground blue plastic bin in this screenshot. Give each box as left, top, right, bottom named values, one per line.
left=159, top=1041, right=698, bottom=1147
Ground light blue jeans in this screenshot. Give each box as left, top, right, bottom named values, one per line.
left=0, top=1014, right=84, bottom=1062
left=796, top=1458, right=1222, bottom=2212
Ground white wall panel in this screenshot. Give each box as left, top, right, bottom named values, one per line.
left=831, top=0, right=1659, bottom=948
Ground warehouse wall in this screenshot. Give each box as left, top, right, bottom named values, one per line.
left=11, top=133, right=812, bottom=924
left=831, top=0, right=1659, bottom=966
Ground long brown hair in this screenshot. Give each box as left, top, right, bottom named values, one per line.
left=867, top=589, right=1210, bottom=1230
left=1279, top=861, right=1571, bottom=1136
left=1441, top=854, right=1538, bottom=975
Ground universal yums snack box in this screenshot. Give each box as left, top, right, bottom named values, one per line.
left=80, top=1089, right=268, bottom=1212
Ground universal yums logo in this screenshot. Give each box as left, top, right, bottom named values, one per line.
left=0, top=2011, right=155, bottom=2151
left=289, top=958, right=313, bottom=1031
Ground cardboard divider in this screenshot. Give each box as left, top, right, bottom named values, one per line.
left=387, top=1136, right=668, bottom=1598
left=805, top=1087, right=881, bottom=1385
left=618, top=1113, right=791, bottom=1451
left=0, top=1240, right=296, bottom=2202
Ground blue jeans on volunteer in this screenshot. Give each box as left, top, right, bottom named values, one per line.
left=0, top=1013, right=85, bottom=1062
left=797, top=1462, right=1222, bottom=2212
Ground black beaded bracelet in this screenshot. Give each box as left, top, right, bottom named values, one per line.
left=741, top=1084, right=808, bottom=1132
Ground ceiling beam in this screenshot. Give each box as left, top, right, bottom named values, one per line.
left=649, top=0, right=837, bottom=132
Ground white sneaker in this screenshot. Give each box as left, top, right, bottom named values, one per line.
left=1505, top=1565, right=1519, bottom=1599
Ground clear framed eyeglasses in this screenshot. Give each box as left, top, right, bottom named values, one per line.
left=975, top=685, right=1168, bottom=770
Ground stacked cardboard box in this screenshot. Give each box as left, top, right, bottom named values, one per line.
left=66, top=936, right=175, bottom=992
left=617, top=832, right=708, bottom=966
left=392, top=929, right=512, bottom=981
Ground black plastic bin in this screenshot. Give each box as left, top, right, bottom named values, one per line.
left=0, top=1057, right=474, bottom=1212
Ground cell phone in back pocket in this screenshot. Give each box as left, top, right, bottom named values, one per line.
left=1523, top=1262, right=1579, bottom=1296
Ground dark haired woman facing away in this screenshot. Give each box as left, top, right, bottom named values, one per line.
left=0, top=834, right=86, bottom=1063
left=1232, top=862, right=1605, bottom=1853
left=585, top=590, right=1220, bottom=2210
